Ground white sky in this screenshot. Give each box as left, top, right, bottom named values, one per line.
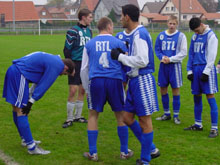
left=0, top=0, right=48, bottom=5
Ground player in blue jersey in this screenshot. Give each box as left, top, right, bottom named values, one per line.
left=111, top=4, right=159, bottom=165
left=3, top=52, right=75, bottom=154
left=116, top=29, right=160, bottom=160
left=62, top=9, right=93, bottom=128
left=184, top=17, right=219, bottom=138
left=80, top=17, right=133, bottom=161
left=155, top=15, right=187, bottom=124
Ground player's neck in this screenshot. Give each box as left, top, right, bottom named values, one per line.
left=99, top=31, right=112, bottom=35
left=127, top=22, right=139, bottom=33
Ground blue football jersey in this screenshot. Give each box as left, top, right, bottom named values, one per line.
left=85, top=34, right=127, bottom=80
left=155, top=31, right=184, bottom=60
left=13, top=51, right=64, bottom=101
left=115, top=31, right=130, bottom=50
left=128, top=26, right=155, bottom=74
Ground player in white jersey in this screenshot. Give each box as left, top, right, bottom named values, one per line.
left=184, top=17, right=218, bottom=138
left=111, top=5, right=159, bottom=165
left=80, top=17, right=133, bottom=161
left=155, top=15, right=187, bottom=124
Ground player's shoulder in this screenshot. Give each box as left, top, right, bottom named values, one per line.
left=67, top=26, right=79, bottom=34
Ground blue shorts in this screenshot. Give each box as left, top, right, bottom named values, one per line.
left=87, top=77, right=125, bottom=112
left=122, top=65, right=129, bottom=83
left=3, top=65, right=29, bottom=108
left=191, top=65, right=218, bottom=95
left=158, top=62, right=183, bottom=88
left=125, top=74, right=159, bottom=116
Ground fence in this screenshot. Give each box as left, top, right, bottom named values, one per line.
left=0, top=19, right=220, bottom=35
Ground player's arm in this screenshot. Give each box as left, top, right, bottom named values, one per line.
left=169, top=33, right=187, bottom=63
left=63, top=29, right=77, bottom=58
left=80, top=47, right=89, bottom=93
left=187, top=38, right=195, bottom=75
left=203, top=33, right=218, bottom=76
left=31, top=63, right=64, bottom=102
left=154, top=35, right=164, bottom=61
left=117, top=35, right=149, bottom=68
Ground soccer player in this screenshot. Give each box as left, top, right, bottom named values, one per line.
left=62, top=8, right=93, bottom=128
left=80, top=17, right=133, bottom=161
left=155, top=15, right=187, bottom=124
left=2, top=51, right=75, bottom=154
left=116, top=27, right=160, bottom=160
left=111, top=4, right=159, bottom=165
left=184, top=17, right=219, bottom=138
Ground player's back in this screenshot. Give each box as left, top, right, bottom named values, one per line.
left=85, top=34, right=127, bottom=80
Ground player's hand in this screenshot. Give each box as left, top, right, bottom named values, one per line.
left=117, top=48, right=125, bottom=54
left=200, top=73, right=209, bottom=82
left=187, top=74, right=193, bottom=81
left=111, top=48, right=120, bottom=60
left=22, top=102, right=33, bottom=115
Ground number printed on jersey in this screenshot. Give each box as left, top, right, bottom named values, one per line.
left=99, top=52, right=109, bottom=68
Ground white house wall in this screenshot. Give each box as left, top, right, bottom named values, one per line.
left=94, top=1, right=109, bottom=22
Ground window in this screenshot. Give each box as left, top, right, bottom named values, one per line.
left=166, top=7, right=169, bottom=11
left=42, top=11, right=46, bottom=16
left=183, top=15, right=187, bottom=19
left=171, top=7, right=175, bottom=11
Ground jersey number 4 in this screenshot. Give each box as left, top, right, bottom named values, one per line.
left=99, top=52, right=109, bottom=68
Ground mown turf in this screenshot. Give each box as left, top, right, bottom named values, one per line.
left=0, top=33, right=220, bottom=165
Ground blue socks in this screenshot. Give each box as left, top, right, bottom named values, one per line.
left=162, top=94, right=170, bottom=116
left=128, top=120, right=156, bottom=152
left=173, top=95, right=180, bottom=118
left=117, top=126, right=128, bottom=154
left=88, top=130, right=98, bottom=155
left=141, top=131, right=153, bottom=162
left=128, top=120, right=142, bottom=142
left=208, top=98, right=218, bottom=130
left=13, top=111, right=23, bottom=139
left=194, top=95, right=203, bottom=127
left=17, top=116, right=35, bottom=150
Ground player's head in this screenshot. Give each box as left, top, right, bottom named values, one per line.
left=121, top=4, right=139, bottom=28
left=167, top=15, right=178, bottom=33
left=62, top=59, right=75, bottom=76
left=97, top=17, right=113, bottom=34
left=78, top=8, right=93, bottom=26
left=189, top=17, right=204, bottom=34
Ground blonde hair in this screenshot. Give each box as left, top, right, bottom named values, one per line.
left=168, top=15, right=178, bottom=24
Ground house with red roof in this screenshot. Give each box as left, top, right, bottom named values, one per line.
left=201, top=12, right=220, bottom=24
left=159, top=0, right=207, bottom=22
left=140, top=13, right=169, bottom=26
left=0, top=1, right=39, bottom=28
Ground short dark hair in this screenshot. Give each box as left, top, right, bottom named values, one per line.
left=122, top=4, right=139, bottom=22
left=62, top=59, right=75, bottom=74
left=189, top=17, right=201, bottom=30
left=78, top=8, right=92, bottom=20
left=97, top=17, right=112, bottom=32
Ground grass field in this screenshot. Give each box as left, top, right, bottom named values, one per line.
left=0, top=33, right=220, bottom=165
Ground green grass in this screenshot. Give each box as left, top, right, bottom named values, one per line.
left=0, top=33, right=220, bottom=165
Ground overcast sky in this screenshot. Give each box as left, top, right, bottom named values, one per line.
left=0, top=0, right=47, bottom=5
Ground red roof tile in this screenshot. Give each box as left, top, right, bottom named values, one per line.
left=84, top=0, right=99, bottom=11
left=0, top=1, right=39, bottom=22
left=202, top=13, right=220, bottom=20
left=141, top=13, right=169, bottom=21
left=172, top=0, right=206, bottom=14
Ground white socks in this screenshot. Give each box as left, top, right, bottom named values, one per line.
left=74, top=100, right=84, bottom=119
left=67, top=101, right=75, bottom=121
